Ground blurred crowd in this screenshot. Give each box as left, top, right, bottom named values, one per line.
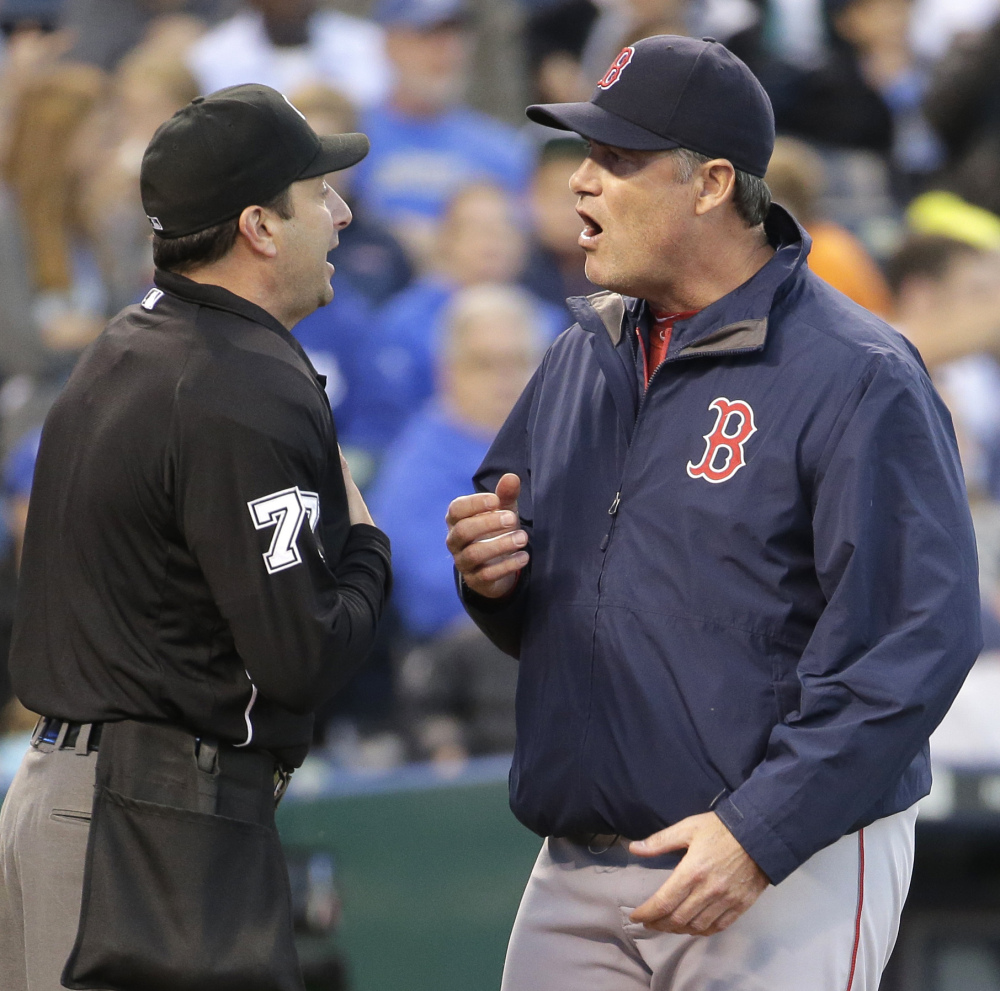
left=3, top=0, right=1000, bottom=773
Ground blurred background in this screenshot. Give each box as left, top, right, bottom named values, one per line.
left=3, top=0, right=1000, bottom=987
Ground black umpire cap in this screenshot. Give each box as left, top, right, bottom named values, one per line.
left=526, top=35, right=774, bottom=178
left=140, top=84, right=370, bottom=239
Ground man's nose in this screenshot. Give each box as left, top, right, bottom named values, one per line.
left=569, top=158, right=599, bottom=196
left=328, top=187, right=353, bottom=230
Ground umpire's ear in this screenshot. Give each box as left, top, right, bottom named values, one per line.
left=238, top=203, right=280, bottom=259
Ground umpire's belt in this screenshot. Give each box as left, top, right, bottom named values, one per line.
left=32, top=717, right=102, bottom=753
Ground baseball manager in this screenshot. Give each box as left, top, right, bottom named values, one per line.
left=446, top=36, right=981, bottom=991
left=0, top=84, right=391, bottom=990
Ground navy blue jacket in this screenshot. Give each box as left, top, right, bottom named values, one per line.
left=462, top=206, right=981, bottom=884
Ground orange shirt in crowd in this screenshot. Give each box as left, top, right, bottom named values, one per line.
left=806, top=221, right=893, bottom=317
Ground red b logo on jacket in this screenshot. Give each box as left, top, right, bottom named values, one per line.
left=686, top=398, right=757, bottom=483
left=598, top=47, right=635, bottom=90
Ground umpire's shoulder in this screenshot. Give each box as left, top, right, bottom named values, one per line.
left=167, top=300, right=332, bottom=446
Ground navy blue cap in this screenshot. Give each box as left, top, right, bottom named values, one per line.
left=373, top=0, right=467, bottom=29
left=526, top=35, right=775, bottom=178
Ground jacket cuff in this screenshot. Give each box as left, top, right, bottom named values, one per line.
left=713, top=793, right=802, bottom=885
left=456, top=568, right=523, bottom=614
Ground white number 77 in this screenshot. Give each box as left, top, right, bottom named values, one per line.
left=248, top=487, right=320, bottom=574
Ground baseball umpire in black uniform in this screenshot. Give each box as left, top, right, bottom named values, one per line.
left=0, top=84, right=392, bottom=991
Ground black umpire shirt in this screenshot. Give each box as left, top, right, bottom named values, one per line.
left=8, top=269, right=392, bottom=766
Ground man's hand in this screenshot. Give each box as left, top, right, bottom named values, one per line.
left=445, top=473, right=527, bottom=599
left=629, top=812, right=769, bottom=936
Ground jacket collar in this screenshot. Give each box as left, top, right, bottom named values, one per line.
left=153, top=268, right=325, bottom=385
left=567, top=203, right=811, bottom=360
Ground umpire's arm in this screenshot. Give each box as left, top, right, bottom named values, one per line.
left=172, top=381, right=392, bottom=715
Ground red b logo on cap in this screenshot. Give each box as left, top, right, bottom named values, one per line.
left=598, top=47, right=635, bottom=90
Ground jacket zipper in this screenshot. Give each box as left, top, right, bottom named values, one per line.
left=596, top=330, right=658, bottom=565
left=597, top=321, right=762, bottom=563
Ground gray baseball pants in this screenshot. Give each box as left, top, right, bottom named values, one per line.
left=502, top=805, right=918, bottom=991
left=0, top=733, right=100, bottom=991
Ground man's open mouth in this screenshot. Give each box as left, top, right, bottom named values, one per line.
left=578, top=209, right=603, bottom=246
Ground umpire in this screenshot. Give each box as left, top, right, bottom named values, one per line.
left=0, top=84, right=392, bottom=991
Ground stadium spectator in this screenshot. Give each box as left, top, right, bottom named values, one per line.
left=923, top=15, right=1000, bottom=219
left=765, top=135, right=893, bottom=315
left=523, top=0, right=596, bottom=106
left=884, top=234, right=1000, bottom=493
left=0, top=18, right=201, bottom=453
left=352, top=0, right=533, bottom=264
left=579, top=0, right=768, bottom=87
left=580, top=0, right=688, bottom=85
left=0, top=54, right=111, bottom=465
left=3, top=59, right=105, bottom=355
left=885, top=233, right=1000, bottom=653
left=520, top=137, right=595, bottom=313
left=366, top=286, right=542, bottom=764
left=59, top=0, right=219, bottom=72
left=0, top=19, right=77, bottom=383
left=73, top=20, right=202, bottom=314
left=186, top=0, right=390, bottom=109
left=777, top=0, right=943, bottom=198
left=887, top=233, right=1000, bottom=371
left=369, top=283, right=545, bottom=641
left=0, top=5, right=73, bottom=157
left=905, top=188, right=1000, bottom=250
left=351, top=182, right=565, bottom=459
left=397, top=624, right=519, bottom=763
left=290, top=271, right=375, bottom=483
left=910, top=0, right=1000, bottom=62
left=776, top=0, right=891, bottom=158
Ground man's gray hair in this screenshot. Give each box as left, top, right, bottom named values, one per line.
left=442, top=284, right=546, bottom=360
left=669, top=148, right=771, bottom=228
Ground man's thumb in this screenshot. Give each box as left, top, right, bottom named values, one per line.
left=495, top=473, right=521, bottom=511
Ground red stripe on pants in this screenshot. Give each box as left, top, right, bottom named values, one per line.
left=845, top=829, right=866, bottom=991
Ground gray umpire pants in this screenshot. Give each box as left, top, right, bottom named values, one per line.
left=0, top=734, right=100, bottom=991
left=502, top=804, right=918, bottom=991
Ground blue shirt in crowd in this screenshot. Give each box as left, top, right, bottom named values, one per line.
left=352, top=104, right=534, bottom=223
left=292, top=275, right=372, bottom=450
left=368, top=403, right=492, bottom=639
left=350, top=274, right=567, bottom=455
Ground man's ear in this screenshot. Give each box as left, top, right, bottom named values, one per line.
left=693, top=160, right=737, bottom=217
left=237, top=204, right=280, bottom=259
